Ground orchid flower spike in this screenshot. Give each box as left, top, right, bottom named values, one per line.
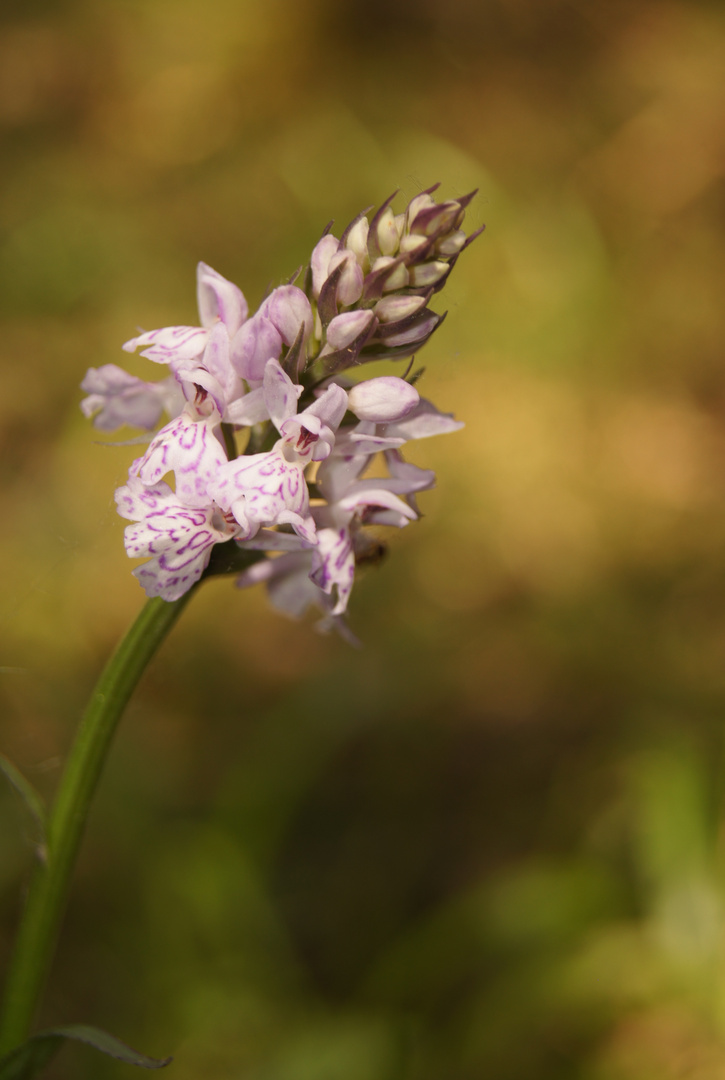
left=81, top=187, right=482, bottom=633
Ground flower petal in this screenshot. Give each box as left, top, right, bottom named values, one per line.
left=384, top=398, right=464, bottom=440
left=132, top=412, right=228, bottom=507
left=80, top=365, right=168, bottom=432
left=230, top=313, right=283, bottom=383
left=115, top=477, right=236, bottom=601
left=196, top=262, right=248, bottom=335
left=263, top=358, right=302, bottom=432
left=225, top=386, right=270, bottom=426
left=122, top=325, right=208, bottom=364
left=208, top=450, right=311, bottom=540
left=310, top=527, right=355, bottom=614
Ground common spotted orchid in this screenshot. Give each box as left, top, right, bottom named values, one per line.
left=0, top=188, right=481, bottom=1080
left=81, top=186, right=482, bottom=634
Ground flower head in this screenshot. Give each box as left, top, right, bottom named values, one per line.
left=81, top=187, right=481, bottom=630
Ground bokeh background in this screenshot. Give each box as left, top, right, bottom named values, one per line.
left=2, top=0, right=725, bottom=1077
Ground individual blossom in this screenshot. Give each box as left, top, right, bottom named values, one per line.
left=115, top=476, right=240, bottom=601
left=305, top=419, right=437, bottom=616
left=123, top=266, right=314, bottom=426
left=114, top=263, right=251, bottom=426
left=129, top=390, right=228, bottom=509
left=80, top=365, right=184, bottom=432
left=208, top=359, right=347, bottom=543
left=236, top=385, right=451, bottom=621
left=234, top=444, right=432, bottom=624
left=123, top=262, right=248, bottom=367
left=235, top=548, right=361, bottom=645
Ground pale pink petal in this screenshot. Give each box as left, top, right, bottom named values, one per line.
left=236, top=548, right=358, bottom=641
left=336, top=484, right=418, bottom=522
left=344, top=216, right=369, bottom=266
left=310, top=527, right=355, bottom=614
left=230, top=314, right=283, bottom=383
left=381, top=311, right=440, bottom=348
left=252, top=553, right=328, bottom=620
left=383, top=451, right=436, bottom=494
left=115, top=477, right=237, bottom=601
left=384, top=398, right=464, bottom=440
left=280, top=383, right=348, bottom=462
left=225, top=387, right=270, bottom=427
left=122, top=325, right=207, bottom=364
left=115, top=477, right=176, bottom=522
left=200, top=321, right=243, bottom=403
left=236, top=529, right=311, bottom=552
left=316, top=443, right=370, bottom=503
left=196, top=262, right=248, bottom=335
left=80, top=365, right=167, bottom=432
left=170, top=357, right=227, bottom=418
left=132, top=412, right=228, bottom=507
left=263, top=358, right=302, bottom=432
left=208, top=450, right=311, bottom=540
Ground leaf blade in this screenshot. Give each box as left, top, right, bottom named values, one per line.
left=0, top=1025, right=172, bottom=1080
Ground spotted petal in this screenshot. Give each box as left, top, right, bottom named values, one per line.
left=208, top=450, right=314, bottom=542
left=122, top=325, right=208, bottom=364
left=115, top=478, right=237, bottom=601
left=131, top=411, right=228, bottom=507
left=310, top=527, right=355, bottom=614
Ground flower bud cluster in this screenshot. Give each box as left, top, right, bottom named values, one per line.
left=307, top=185, right=482, bottom=375
left=81, top=188, right=480, bottom=635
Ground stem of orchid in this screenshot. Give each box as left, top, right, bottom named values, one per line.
left=0, top=591, right=195, bottom=1056
left=220, top=421, right=237, bottom=461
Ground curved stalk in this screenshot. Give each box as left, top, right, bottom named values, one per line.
left=0, top=592, right=195, bottom=1055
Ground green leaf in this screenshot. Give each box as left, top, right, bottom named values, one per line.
left=0, top=755, right=47, bottom=848
left=0, top=1025, right=172, bottom=1080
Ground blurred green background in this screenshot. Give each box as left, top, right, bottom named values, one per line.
left=2, top=0, right=725, bottom=1077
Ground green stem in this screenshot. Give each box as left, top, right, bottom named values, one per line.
left=0, top=591, right=195, bottom=1056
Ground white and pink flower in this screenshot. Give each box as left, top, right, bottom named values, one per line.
left=82, top=189, right=478, bottom=623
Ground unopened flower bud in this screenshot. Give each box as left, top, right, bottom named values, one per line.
left=405, top=193, right=435, bottom=229
left=328, top=250, right=364, bottom=307
left=371, top=256, right=409, bottom=292
left=348, top=376, right=419, bottom=422
left=436, top=229, right=467, bottom=256
left=326, top=309, right=376, bottom=350
left=409, top=200, right=460, bottom=238
left=345, top=217, right=370, bottom=267
left=381, top=311, right=440, bottom=348
left=374, top=294, right=427, bottom=323
left=376, top=207, right=400, bottom=257
left=311, top=234, right=340, bottom=298
left=399, top=234, right=429, bottom=256
left=408, top=261, right=450, bottom=288
left=260, top=286, right=314, bottom=346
